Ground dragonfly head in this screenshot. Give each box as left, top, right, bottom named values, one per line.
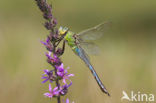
left=58, top=26, right=68, bottom=36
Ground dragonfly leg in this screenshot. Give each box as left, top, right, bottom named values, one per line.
left=61, top=40, right=66, bottom=54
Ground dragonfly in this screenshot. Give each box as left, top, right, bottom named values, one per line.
left=58, top=22, right=110, bottom=96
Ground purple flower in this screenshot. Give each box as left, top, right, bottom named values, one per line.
left=42, top=69, right=54, bottom=83
left=40, top=37, right=53, bottom=51
left=56, top=63, right=74, bottom=84
left=60, top=82, right=72, bottom=95
left=45, top=52, right=61, bottom=65
left=53, top=18, right=57, bottom=25
left=44, top=84, right=59, bottom=98
left=63, top=98, right=74, bottom=103
left=45, top=22, right=54, bottom=30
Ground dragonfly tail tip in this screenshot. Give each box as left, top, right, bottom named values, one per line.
left=107, top=92, right=111, bottom=96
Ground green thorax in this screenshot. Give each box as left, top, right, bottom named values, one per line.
left=64, top=31, right=78, bottom=52
left=64, top=31, right=75, bottom=47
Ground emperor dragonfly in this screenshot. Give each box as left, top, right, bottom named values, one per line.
left=58, top=22, right=110, bottom=96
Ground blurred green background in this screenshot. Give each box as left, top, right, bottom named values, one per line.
left=0, top=0, right=156, bottom=103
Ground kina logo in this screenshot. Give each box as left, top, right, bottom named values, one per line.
left=121, top=91, right=154, bottom=102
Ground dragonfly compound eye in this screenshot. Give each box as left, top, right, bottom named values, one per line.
left=58, top=26, right=68, bottom=36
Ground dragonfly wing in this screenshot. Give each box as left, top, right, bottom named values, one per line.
left=77, top=21, right=111, bottom=41
left=79, top=42, right=100, bottom=55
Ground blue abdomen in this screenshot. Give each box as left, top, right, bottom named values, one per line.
left=72, top=46, right=80, bottom=56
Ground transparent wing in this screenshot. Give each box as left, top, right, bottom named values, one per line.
left=77, top=21, right=111, bottom=41
left=79, top=42, right=100, bottom=55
